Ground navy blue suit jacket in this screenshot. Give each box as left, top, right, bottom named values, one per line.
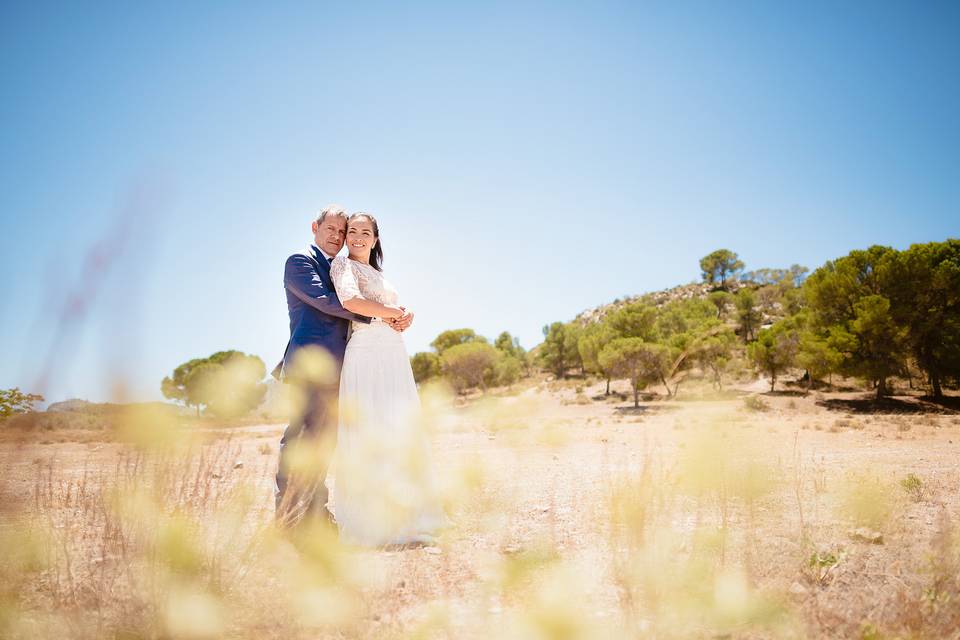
left=274, top=246, right=370, bottom=380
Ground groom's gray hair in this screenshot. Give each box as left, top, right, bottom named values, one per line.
left=315, top=204, right=349, bottom=224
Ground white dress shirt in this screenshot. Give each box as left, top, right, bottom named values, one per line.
left=313, top=244, right=336, bottom=263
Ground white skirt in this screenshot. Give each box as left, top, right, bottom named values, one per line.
left=332, top=322, right=446, bottom=546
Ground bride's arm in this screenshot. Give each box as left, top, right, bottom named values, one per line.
left=341, top=296, right=404, bottom=319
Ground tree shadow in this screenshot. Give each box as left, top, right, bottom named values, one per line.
left=763, top=390, right=808, bottom=398
left=816, top=394, right=958, bottom=415
left=672, top=389, right=750, bottom=402
left=592, top=392, right=628, bottom=402
left=613, top=406, right=655, bottom=416
left=823, top=383, right=863, bottom=393
left=613, top=402, right=680, bottom=416
left=919, top=395, right=960, bottom=412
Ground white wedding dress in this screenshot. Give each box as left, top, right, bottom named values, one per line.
left=329, top=256, right=446, bottom=546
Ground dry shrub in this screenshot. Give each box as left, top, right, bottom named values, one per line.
left=887, top=416, right=912, bottom=433
left=833, top=418, right=854, bottom=431
left=742, top=396, right=770, bottom=412
left=899, top=473, right=926, bottom=502
left=569, top=392, right=591, bottom=405
left=803, top=548, right=845, bottom=586
left=917, top=414, right=939, bottom=427
left=812, top=459, right=828, bottom=495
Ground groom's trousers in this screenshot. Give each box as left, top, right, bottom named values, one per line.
left=275, top=380, right=339, bottom=527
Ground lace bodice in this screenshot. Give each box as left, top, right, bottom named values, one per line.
left=329, top=256, right=400, bottom=323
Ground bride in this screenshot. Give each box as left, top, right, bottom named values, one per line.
left=328, top=212, right=446, bottom=546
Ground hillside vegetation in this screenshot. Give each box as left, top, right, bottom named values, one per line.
left=535, top=241, right=959, bottom=406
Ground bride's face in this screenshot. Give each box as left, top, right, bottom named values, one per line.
left=346, top=219, right=377, bottom=259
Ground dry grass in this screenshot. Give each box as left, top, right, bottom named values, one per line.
left=2, top=386, right=960, bottom=639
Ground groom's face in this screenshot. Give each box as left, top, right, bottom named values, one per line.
left=312, top=215, right=347, bottom=255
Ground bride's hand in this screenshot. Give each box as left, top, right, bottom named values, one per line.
left=393, top=309, right=414, bottom=332
left=385, top=307, right=414, bottom=332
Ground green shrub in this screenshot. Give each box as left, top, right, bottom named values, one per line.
left=900, top=473, right=926, bottom=502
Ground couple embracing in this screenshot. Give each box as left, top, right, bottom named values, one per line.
left=274, top=205, right=445, bottom=547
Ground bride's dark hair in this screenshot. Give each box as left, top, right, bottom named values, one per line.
left=349, top=212, right=383, bottom=271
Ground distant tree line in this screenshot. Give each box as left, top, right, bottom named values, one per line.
left=538, top=239, right=959, bottom=404
left=88, top=238, right=960, bottom=419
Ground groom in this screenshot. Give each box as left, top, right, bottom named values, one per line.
left=274, top=204, right=413, bottom=527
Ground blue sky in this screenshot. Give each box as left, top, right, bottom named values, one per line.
left=1, top=1, right=958, bottom=404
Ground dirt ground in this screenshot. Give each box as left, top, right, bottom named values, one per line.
left=2, top=379, right=959, bottom=639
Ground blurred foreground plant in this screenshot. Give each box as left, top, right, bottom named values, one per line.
left=836, top=469, right=894, bottom=530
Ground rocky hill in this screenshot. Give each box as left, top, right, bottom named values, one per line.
left=574, top=280, right=748, bottom=324
left=573, top=277, right=792, bottom=334
left=46, top=398, right=188, bottom=415
left=46, top=399, right=93, bottom=412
